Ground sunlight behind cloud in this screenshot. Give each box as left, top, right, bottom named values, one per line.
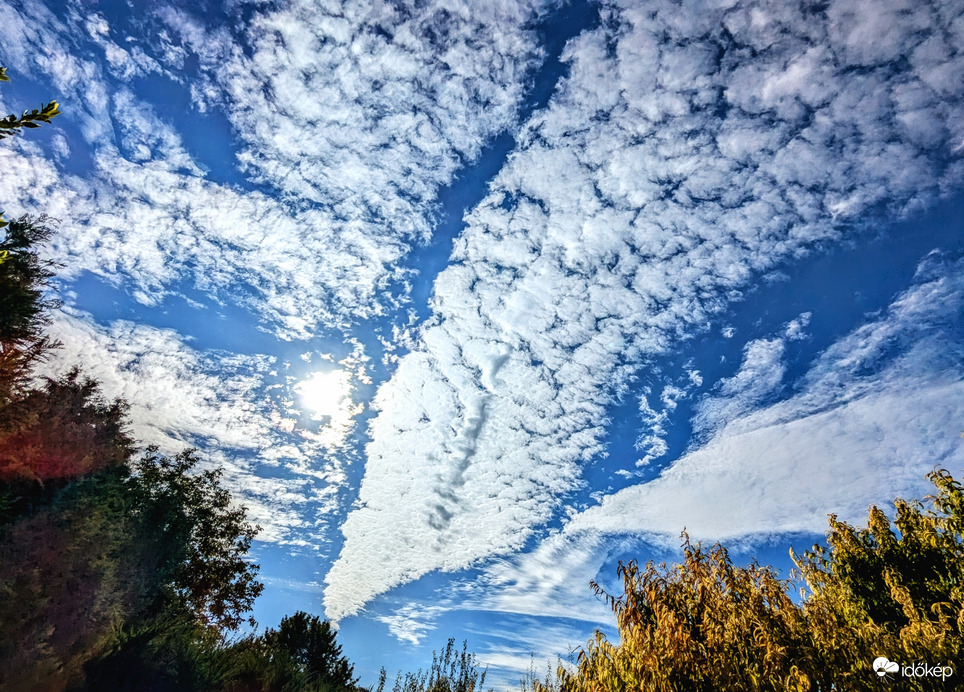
left=293, top=368, right=363, bottom=453
left=296, top=370, right=352, bottom=420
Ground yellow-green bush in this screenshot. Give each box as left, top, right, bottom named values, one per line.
left=552, top=470, right=962, bottom=692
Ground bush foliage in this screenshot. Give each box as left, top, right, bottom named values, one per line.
left=549, top=469, right=963, bottom=692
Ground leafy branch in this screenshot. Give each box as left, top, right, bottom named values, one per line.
left=0, top=67, right=60, bottom=141
left=0, top=67, right=61, bottom=229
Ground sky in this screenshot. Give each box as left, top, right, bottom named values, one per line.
left=1, top=0, right=962, bottom=687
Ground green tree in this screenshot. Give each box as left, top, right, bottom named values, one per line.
left=0, top=63, right=278, bottom=692
left=0, top=446, right=266, bottom=692
left=74, top=613, right=229, bottom=692
left=0, top=67, right=60, bottom=229
left=127, top=447, right=264, bottom=632
left=382, top=639, right=488, bottom=692
left=78, top=611, right=359, bottom=692
left=0, top=67, right=61, bottom=374
left=0, top=469, right=155, bottom=692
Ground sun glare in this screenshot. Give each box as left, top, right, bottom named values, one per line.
left=295, top=369, right=352, bottom=419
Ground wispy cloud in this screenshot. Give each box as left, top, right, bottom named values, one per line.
left=376, top=604, right=448, bottom=647
left=691, top=337, right=786, bottom=439
left=34, top=308, right=349, bottom=545
left=325, top=0, right=964, bottom=619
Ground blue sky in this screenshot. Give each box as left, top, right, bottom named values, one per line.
left=1, top=0, right=962, bottom=687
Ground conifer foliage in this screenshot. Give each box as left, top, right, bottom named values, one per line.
left=0, top=215, right=59, bottom=403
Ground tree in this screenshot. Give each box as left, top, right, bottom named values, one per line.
left=0, top=66, right=61, bottom=368
left=0, top=215, right=60, bottom=403
left=556, top=539, right=816, bottom=692
left=127, top=448, right=264, bottom=632
left=794, top=468, right=963, bottom=688
left=0, top=67, right=60, bottom=229
left=0, top=446, right=267, bottom=692
left=264, top=612, right=358, bottom=690
left=0, top=469, right=156, bottom=691
left=551, top=469, right=963, bottom=692
left=0, top=64, right=276, bottom=691
left=381, top=639, right=488, bottom=692
left=0, top=369, right=133, bottom=488
left=78, top=611, right=360, bottom=692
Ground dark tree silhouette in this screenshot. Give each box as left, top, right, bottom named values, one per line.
left=0, top=215, right=60, bottom=404
left=128, top=448, right=264, bottom=632
left=265, top=611, right=358, bottom=689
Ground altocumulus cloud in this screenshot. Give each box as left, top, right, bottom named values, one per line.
left=324, top=0, right=964, bottom=620
left=0, top=0, right=553, bottom=338
left=453, top=250, right=962, bottom=665
left=35, top=309, right=347, bottom=545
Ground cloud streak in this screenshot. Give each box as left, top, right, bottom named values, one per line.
left=325, top=0, right=964, bottom=619
left=461, top=251, right=963, bottom=637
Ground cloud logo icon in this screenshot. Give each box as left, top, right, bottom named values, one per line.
left=874, top=657, right=900, bottom=677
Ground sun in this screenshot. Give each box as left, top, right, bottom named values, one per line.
left=295, top=369, right=351, bottom=419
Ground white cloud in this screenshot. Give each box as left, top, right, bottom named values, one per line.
left=325, top=0, right=964, bottom=619
left=785, top=312, right=812, bottom=341
left=572, top=377, right=961, bottom=541
left=38, top=309, right=275, bottom=452
left=462, top=253, right=963, bottom=633
left=691, top=337, right=785, bottom=438
left=475, top=623, right=582, bottom=691
left=470, top=529, right=621, bottom=625
left=376, top=604, right=446, bottom=646
left=634, top=376, right=701, bottom=468
left=0, top=1, right=552, bottom=338
left=34, top=308, right=349, bottom=545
